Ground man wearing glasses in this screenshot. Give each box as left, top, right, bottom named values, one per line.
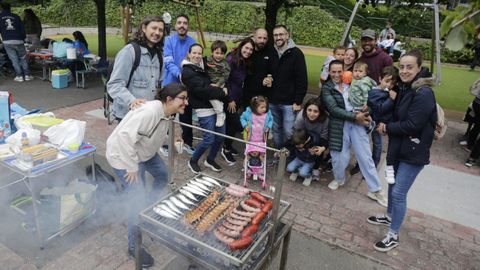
left=269, top=25, right=308, bottom=163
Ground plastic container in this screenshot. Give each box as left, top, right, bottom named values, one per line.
left=51, top=69, right=69, bottom=89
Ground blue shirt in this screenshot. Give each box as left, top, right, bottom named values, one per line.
left=162, top=33, right=196, bottom=87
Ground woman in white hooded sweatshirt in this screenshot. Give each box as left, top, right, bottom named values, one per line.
left=105, top=82, right=188, bottom=266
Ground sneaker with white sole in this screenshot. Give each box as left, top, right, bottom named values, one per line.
left=159, top=146, right=169, bottom=157
left=459, top=140, right=468, bottom=146
left=374, top=232, right=399, bottom=252
left=289, top=172, right=298, bottom=182
left=188, top=159, right=201, bottom=173
left=367, top=214, right=392, bottom=226
left=302, top=176, right=312, bottom=186
left=221, top=148, right=236, bottom=165
left=312, top=169, right=320, bottom=181
left=14, top=76, right=24, bottom=82
left=384, top=165, right=395, bottom=184
left=183, top=144, right=195, bottom=155
left=465, top=158, right=475, bottom=167
left=215, top=112, right=226, bottom=127
left=368, top=191, right=388, bottom=207
left=204, top=159, right=222, bottom=172
left=328, top=180, right=344, bottom=190
left=24, top=75, right=33, bottom=81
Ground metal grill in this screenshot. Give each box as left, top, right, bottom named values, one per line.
left=138, top=173, right=291, bottom=269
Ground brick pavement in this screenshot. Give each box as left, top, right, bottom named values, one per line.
left=2, top=99, right=480, bottom=269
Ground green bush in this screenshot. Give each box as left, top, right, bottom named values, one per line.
left=403, top=39, right=474, bottom=64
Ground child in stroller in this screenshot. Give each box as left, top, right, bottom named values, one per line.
left=240, top=96, right=273, bottom=188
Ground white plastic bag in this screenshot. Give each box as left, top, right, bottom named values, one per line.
left=44, top=119, right=86, bottom=150
left=15, top=112, right=57, bottom=130
left=5, top=128, right=41, bottom=147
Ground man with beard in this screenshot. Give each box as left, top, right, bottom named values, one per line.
left=350, top=29, right=393, bottom=176
left=107, top=15, right=165, bottom=120
left=242, top=28, right=274, bottom=107
left=162, top=14, right=196, bottom=154
left=358, top=29, right=393, bottom=84
left=269, top=25, right=307, bottom=157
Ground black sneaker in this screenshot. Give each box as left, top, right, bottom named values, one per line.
left=367, top=214, right=392, bottom=226
left=204, top=159, right=222, bottom=172
left=465, top=158, right=475, bottom=167
left=374, top=232, right=399, bottom=252
left=350, top=163, right=360, bottom=175
left=188, top=159, right=202, bottom=173
left=230, top=147, right=240, bottom=156
left=128, top=247, right=154, bottom=268
left=221, top=148, right=236, bottom=165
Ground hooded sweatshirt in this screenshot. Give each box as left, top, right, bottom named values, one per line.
left=359, top=48, right=393, bottom=84
left=270, top=39, right=308, bottom=105
left=0, top=10, right=25, bottom=44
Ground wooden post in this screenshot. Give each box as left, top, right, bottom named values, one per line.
left=194, top=2, right=206, bottom=48
left=122, top=5, right=131, bottom=44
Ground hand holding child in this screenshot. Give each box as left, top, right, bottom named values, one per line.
left=389, top=90, right=397, bottom=100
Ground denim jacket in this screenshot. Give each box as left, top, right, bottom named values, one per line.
left=107, top=44, right=161, bottom=119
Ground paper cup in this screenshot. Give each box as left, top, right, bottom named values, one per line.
left=175, top=141, right=183, bottom=154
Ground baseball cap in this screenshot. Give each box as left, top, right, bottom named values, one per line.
left=361, top=29, right=376, bottom=40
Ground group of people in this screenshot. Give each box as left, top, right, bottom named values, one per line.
left=0, top=3, right=41, bottom=82
left=104, top=13, right=438, bottom=267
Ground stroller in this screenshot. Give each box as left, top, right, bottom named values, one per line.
left=243, top=130, right=268, bottom=189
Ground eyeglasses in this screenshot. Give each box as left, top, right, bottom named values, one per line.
left=273, top=33, right=287, bottom=37
left=175, top=96, right=188, bottom=102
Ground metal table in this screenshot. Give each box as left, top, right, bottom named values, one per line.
left=0, top=143, right=96, bottom=248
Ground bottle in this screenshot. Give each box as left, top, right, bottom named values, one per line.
left=21, top=132, right=29, bottom=148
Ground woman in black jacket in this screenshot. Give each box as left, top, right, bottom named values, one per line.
left=368, top=51, right=437, bottom=252
left=182, top=44, right=226, bottom=173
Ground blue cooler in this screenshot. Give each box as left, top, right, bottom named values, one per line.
left=51, top=69, right=69, bottom=89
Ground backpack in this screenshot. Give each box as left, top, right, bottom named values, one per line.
left=103, top=42, right=142, bottom=119
left=434, top=103, right=447, bottom=140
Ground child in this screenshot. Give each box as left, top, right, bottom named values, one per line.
left=367, top=66, right=399, bottom=184
left=349, top=61, right=377, bottom=133
left=240, top=96, right=273, bottom=179
left=287, top=129, right=324, bottom=187
left=205, top=40, right=230, bottom=127
left=379, top=33, right=395, bottom=56
left=319, top=46, right=346, bottom=86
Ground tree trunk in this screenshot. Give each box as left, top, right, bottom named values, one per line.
left=265, top=0, right=286, bottom=46
left=94, top=0, right=107, bottom=60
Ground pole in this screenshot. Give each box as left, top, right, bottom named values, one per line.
left=340, top=0, right=362, bottom=47
left=434, top=0, right=442, bottom=85
left=430, top=5, right=435, bottom=73
left=167, top=120, right=176, bottom=191
left=194, top=2, right=206, bottom=48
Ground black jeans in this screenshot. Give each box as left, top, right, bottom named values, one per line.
left=467, top=100, right=480, bottom=148
left=224, top=107, right=242, bottom=151
left=180, top=105, right=193, bottom=147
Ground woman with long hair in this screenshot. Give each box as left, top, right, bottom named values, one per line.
left=72, top=31, right=90, bottom=56
left=343, top=47, right=359, bottom=72
left=23, top=9, right=42, bottom=46
left=221, top=38, right=255, bottom=164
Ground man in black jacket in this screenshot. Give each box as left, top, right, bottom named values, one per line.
left=270, top=25, right=308, bottom=152
left=242, top=28, right=273, bottom=107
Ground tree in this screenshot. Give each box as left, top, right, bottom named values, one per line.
left=265, top=0, right=287, bottom=43
left=442, top=0, right=480, bottom=51
left=93, top=0, right=107, bottom=60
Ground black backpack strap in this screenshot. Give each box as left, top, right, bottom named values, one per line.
left=126, top=42, right=141, bottom=88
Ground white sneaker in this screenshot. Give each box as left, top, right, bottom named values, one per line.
left=328, top=180, right=344, bottom=190
left=289, top=172, right=298, bottom=182
left=24, top=75, right=33, bottom=81
left=215, top=112, right=226, bottom=127
left=14, top=76, right=24, bottom=82
left=302, top=176, right=312, bottom=187
left=385, top=165, right=395, bottom=184
left=158, top=146, right=169, bottom=157
left=368, top=191, right=388, bottom=207
left=312, top=169, right=320, bottom=181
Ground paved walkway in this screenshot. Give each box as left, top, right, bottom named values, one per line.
left=1, top=99, right=479, bottom=269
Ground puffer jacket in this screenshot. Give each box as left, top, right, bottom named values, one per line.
left=320, top=80, right=357, bottom=152
left=386, top=68, right=437, bottom=165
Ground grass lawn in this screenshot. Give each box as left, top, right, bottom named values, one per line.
left=49, top=34, right=476, bottom=113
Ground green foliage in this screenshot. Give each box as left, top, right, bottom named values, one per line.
left=403, top=39, right=474, bottom=64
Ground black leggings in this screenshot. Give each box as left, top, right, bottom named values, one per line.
left=224, top=108, right=242, bottom=150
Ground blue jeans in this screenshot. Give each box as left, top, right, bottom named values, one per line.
left=111, top=153, right=168, bottom=251
left=270, top=104, right=295, bottom=149
left=286, top=157, right=315, bottom=178
left=191, top=114, right=225, bottom=163
left=387, top=162, right=424, bottom=234
left=4, top=43, right=29, bottom=76
left=330, top=121, right=381, bottom=192
left=372, top=130, right=382, bottom=168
